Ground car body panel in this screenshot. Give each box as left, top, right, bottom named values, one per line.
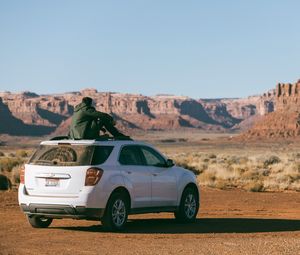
left=150, top=165, right=178, bottom=206
left=18, top=139, right=200, bottom=220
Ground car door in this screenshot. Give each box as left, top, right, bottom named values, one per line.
left=139, top=146, right=178, bottom=207
left=118, top=145, right=152, bottom=208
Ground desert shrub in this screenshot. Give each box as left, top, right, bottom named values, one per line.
left=289, top=180, right=300, bottom=191
left=238, top=156, right=249, bottom=165
left=226, top=156, right=240, bottom=165
left=260, top=169, right=270, bottom=176
left=201, top=138, right=210, bottom=141
left=175, top=162, right=201, bottom=175
left=160, top=139, right=176, bottom=143
left=198, top=171, right=216, bottom=187
left=170, top=151, right=300, bottom=192
left=214, top=179, right=234, bottom=190
left=0, top=151, right=5, bottom=157
left=263, top=179, right=278, bottom=191
left=0, top=174, right=12, bottom=190
left=214, top=166, right=239, bottom=180
left=9, top=164, right=23, bottom=184
left=241, top=169, right=259, bottom=180
left=0, top=157, right=24, bottom=172
left=270, top=163, right=285, bottom=173
left=216, top=158, right=226, bottom=164
left=244, top=181, right=264, bottom=192
left=13, top=171, right=20, bottom=184
left=208, top=153, right=217, bottom=159
left=15, top=150, right=29, bottom=158
left=264, top=155, right=281, bottom=167
left=8, top=152, right=15, bottom=157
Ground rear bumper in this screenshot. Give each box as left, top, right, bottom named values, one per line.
left=18, top=183, right=110, bottom=214
left=20, top=203, right=105, bottom=220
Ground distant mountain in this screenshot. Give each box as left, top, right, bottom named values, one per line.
left=0, top=88, right=275, bottom=136
left=0, top=97, right=55, bottom=136
left=241, top=79, right=300, bottom=139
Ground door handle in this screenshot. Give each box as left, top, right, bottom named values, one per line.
left=126, top=171, right=132, bottom=174
left=152, top=173, right=158, bottom=176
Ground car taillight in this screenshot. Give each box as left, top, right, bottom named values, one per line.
left=85, top=167, right=103, bottom=186
left=20, top=165, right=25, bottom=184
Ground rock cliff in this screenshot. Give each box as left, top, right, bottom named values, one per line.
left=0, top=97, right=55, bottom=136
left=0, top=88, right=275, bottom=136
left=241, top=79, right=300, bottom=139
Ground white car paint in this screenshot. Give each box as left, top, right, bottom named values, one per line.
left=18, top=139, right=199, bottom=219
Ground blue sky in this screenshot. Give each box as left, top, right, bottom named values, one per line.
left=0, top=0, right=299, bottom=98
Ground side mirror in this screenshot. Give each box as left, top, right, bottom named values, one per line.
left=166, top=159, right=175, bottom=168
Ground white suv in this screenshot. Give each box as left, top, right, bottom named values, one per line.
left=18, top=138, right=200, bottom=231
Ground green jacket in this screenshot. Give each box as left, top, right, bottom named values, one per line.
left=69, top=102, right=112, bottom=139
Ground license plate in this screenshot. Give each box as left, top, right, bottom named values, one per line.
left=45, top=178, right=59, bottom=187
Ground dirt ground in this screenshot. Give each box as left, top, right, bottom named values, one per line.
left=1, top=132, right=300, bottom=254
left=0, top=188, right=299, bottom=255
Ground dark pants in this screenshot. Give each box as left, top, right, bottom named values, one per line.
left=90, top=118, right=124, bottom=138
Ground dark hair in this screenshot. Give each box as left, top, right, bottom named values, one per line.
left=82, top=97, right=93, bottom=106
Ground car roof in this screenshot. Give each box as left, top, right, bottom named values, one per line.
left=40, top=139, right=149, bottom=147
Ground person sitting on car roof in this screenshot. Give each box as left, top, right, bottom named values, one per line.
left=69, top=97, right=130, bottom=140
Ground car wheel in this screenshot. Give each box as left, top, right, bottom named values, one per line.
left=175, top=187, right=199, bottom=223
left=101, top=192, right=129, bottom=231
left=27, top=215, right=53, bottom=228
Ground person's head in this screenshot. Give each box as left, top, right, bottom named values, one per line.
left=82, top=97, right=93, bottom=106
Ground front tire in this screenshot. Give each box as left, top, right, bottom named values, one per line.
left=101, top=192, right=129, bottom=232
left=175, top=187, right=199, bottom=223
left=27, top=215, right=53, bottom=228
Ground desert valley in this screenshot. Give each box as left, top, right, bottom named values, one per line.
left=0, top=80, right=300, bottom=254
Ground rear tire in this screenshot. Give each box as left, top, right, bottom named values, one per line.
left=175, top=187, right=199, bottom=223
left=101, top=192, right=129, bottom=232
left=27, top=215, right=53, bottom=228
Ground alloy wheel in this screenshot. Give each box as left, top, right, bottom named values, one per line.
left=184, top=193, right=196, bottom=219
left=111, top=199, right=126, bottom=227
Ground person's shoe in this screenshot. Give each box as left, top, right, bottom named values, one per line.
left=114, top=135, right=132, bottom=140
left=97, top=134, right=111, bottom=140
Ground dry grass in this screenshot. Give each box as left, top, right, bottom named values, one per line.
left=172, top=152, right=300, bottom=192
left=0, top=157, right=24, bottom=172
left=0, top=151, right=30, bottom=189
left=1, top=130, right=300, bottom=192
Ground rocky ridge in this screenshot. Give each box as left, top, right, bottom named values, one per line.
left=0, top=88, right=275, bottom=136
left=242, top=79, right=300, bottom=139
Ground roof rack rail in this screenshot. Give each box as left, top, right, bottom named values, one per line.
left=50, top=136, right=70, bottom=141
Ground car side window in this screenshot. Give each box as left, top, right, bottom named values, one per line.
left=91, top=146, right=114, bottom=165
left=119, top=146, right=144, bottom=165
left=140, top=146, right=166, bottom=167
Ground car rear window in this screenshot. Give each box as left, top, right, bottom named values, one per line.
left=28, top=144, right=114, bottom=166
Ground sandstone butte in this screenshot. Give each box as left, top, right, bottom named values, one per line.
left=0, top=88, right=275, bottom=137
left=242, top=79, right=300, bottom=139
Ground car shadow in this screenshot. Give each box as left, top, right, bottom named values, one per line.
left=53, top=218, right=300, bottom=234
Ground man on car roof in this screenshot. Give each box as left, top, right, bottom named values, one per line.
left=69, top=97, right=130, bottom=140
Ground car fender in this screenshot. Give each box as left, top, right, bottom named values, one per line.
left=101, top=173, right=133, bottom=201
left=119, top=174, right=134, bottom=199
left=87, top=173, right=126, bottom=208
left=176, top=169, right=199, bottom=205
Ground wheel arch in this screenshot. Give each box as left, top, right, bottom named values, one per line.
left=180, top=182, right=200, bottom=203
left=109, top=186, right=132, bottom=210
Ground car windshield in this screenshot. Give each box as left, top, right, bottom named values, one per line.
left=28, top=144, right=113, bottom=166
